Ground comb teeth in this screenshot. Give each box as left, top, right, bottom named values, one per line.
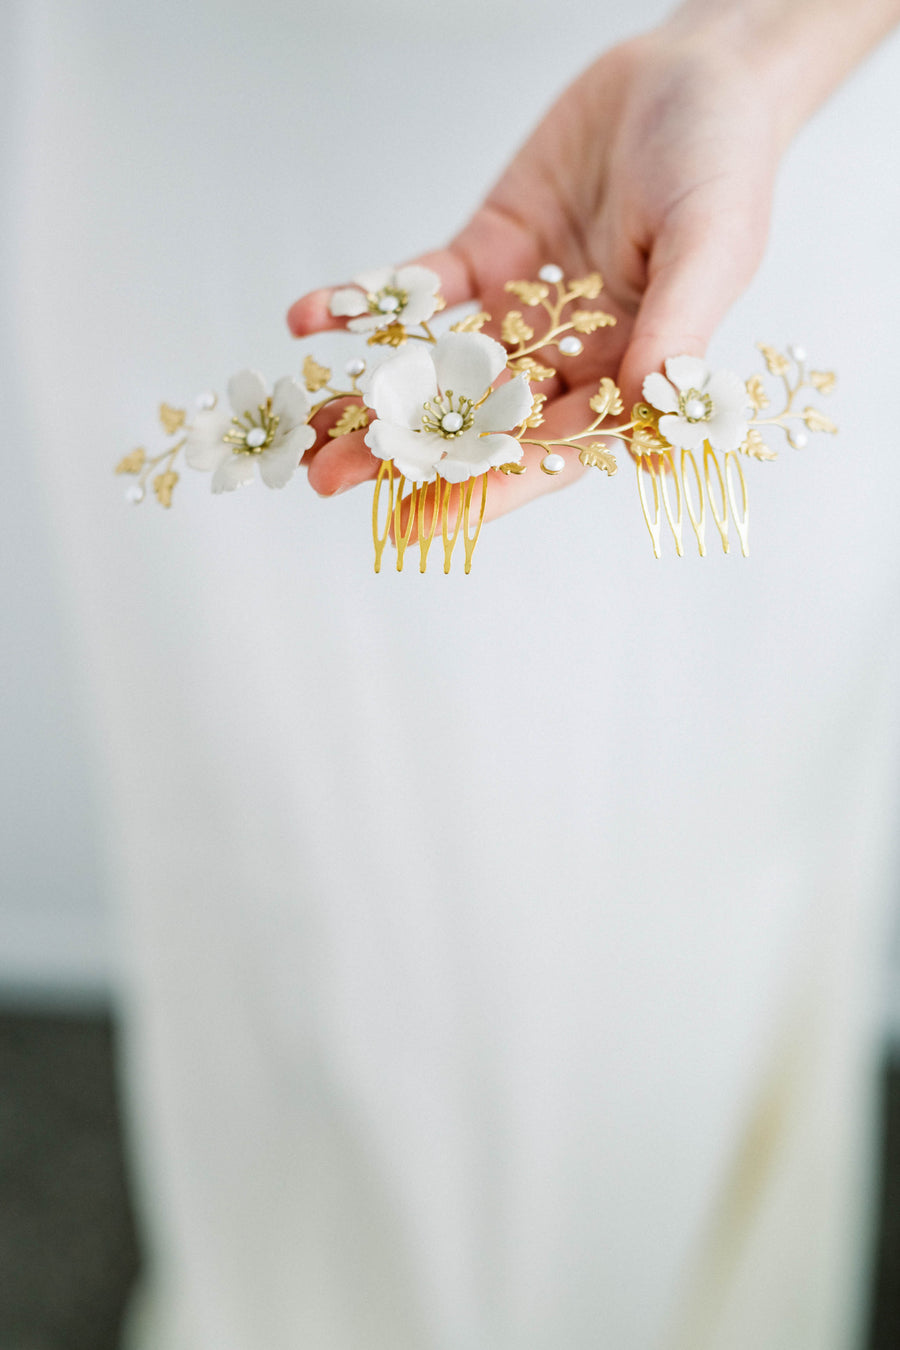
left=372, top=464, right=489, bottom=574
left=636, top=447, right=751, bottom=559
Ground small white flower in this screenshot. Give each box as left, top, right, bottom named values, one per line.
left=184, top=370, right=315, bottom=493
left=330, top=264, right=441, bottom=334
left=363, top=331, right=534, bottom=485
left=643, top=355, right=750, bottom=453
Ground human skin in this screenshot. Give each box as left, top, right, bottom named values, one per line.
left=287, top=0, right=900, bottom=517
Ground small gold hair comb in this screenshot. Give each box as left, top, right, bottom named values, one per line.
left=116, top=265, right=836, bottom=571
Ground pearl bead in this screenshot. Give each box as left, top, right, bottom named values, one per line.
left=378, top=293, right=400, bottom=313
left=540, top=453, right=566, bottom=475
left=558, top=336, right=583, bottom=356
left=246, top=427, right=267, bottom=448
left=441, top=411, right=464, bottom=433
left=684, top=397, right=707, bottom=420
left=345, top=358, right=366, bottom=378
left=788, top=344, right=807, bottom=363
left=538, top=264, right=564, bottom=284
left=125, top=485, right=145, bottom=504
left=792, top=430, right=809, bottom=448
left=195, top=391, right=217, bottom=411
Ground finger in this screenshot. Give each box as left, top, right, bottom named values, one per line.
left=306, top=427, right=374, bottom=496
left=616, top=206, right=765, bottom=407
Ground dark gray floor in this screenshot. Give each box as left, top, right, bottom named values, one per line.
left=1, top=1009, right=899, bottom=1349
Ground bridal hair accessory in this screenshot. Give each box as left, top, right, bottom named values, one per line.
left=116, top=264, right=837, bottom=570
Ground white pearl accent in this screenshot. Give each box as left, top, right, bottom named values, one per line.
left=792, top=430, right=809, bottom=448
left=538, top=264, right=564, bottom=284
left=685, top=397, right=707, bottom=420
left=441, top=411, right=464, bottom=433
left=345, top=358, right=366, bottom=378
left=378, top=293, right=400, bottom=313
left=246, top=427, right=267, bottom=448
left=195, top=391, right=217, bottom=411
left=540, top=453, right=566, bottom=475
left=125, top=485, right=145, bottom=504
left=558, top=336, right=583, bottom=356
left=788, top=344, right=807, bottom=363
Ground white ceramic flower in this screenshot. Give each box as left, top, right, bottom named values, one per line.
left=330, top=265, right=441, bottom=334
left=363, top=331, right=534, bottom=485
left=642, top=355, right=750, bottom=453
left=184, top=371, right=315, bottom=493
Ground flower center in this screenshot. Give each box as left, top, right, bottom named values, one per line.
left=679, top=388, right=713, bottom=423
left=223, top=401, right=280, bottom=455
left=368, top=285, right=409, bottom=316
left=421, top=390, right=476, bottom=439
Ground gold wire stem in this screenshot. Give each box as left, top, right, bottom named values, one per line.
left=441, top=482, right=465, bottom=574
left=659, top=451, right=684, bottom=557
left=636, top=456, right=662, bottom=559
left=372, top=459, right=394, bottom=573
left=393, top=476, right=417, bottom=572
left=725, top=451, right=750, bottom=558
left=681, top=449, right=707, bottom=557
left=462, top=474, right=488, bottom=574
left=307, top=388, right=362, bottom=419
left=704, top=446, right=730, bottom=554
left=417, top=479, right=442, bottom=573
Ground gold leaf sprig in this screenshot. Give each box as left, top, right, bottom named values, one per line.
left=116, top=403, right=187, bottom=507
left=742, top=343, right=837, bottom=456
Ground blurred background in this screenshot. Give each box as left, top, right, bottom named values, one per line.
left=4, top=1, right=900, bottom=1346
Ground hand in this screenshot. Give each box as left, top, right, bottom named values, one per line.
left=286, top=22, right=784, bottom=518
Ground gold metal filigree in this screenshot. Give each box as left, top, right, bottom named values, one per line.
left=328, top=405, right=370, bottom=438
left=303, top=355, right=332, bottom=392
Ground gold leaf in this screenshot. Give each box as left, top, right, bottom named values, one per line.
left=504, top=279, right=549, bottom=307
left=328, top=404, right=370, bottom=438
left=159, top=403, right=186, bottom=435
left=568, top=272, right=603, bottom=299
left=450, top=310, right=490, bottom=333
left=367, top=323, right=407, bottom=347
left=758, top=343, right=790, bottom=377
left=501, top=311, right=534, bottom=346
left=115, top=447, right=146, bottom=475
left=432, top=293, right=447, bottom=313
left=589, top=377, right=623, bottom=420
left=809, top=369, right=836, bottom=395
left=153, top=470, right=179, bottom=507
left=802, top=405, right=838, bottom=434
left=522, top=393, right=546, bottom=429
left=509, top=357, right=556, bottom=382
left=739, top=428, right=778, bottom=461
left=579, top=443, right=617, bottom=475
left=498, top=461, right=527, bottom=474
left=303, top=354, right=332, bottom=392
left=745, top=375, right=769, bottom=412
left=632, top=425, right=668, bottom=454
left=571, top=309, right=616, bottom=334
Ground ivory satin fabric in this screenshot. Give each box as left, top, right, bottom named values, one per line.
left=8, top=2, right=900, bottom=1347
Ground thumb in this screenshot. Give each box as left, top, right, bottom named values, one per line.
left=617, top=212, right=765, bottom=409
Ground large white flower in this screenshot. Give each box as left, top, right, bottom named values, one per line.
left=185, top=371, right=315, bottom=493
left=330, top=264, right=441, bottom=334
left=363, top=331, right=534, bottom=485
left=643, top=355, right=750, bottom=453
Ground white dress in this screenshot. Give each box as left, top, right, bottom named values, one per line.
left=8, top=1, right=900, bottom=1347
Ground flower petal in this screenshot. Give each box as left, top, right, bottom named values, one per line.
left=472, top=374, right=534, bottom=433
left=433, top=331, right=506, bottom=401
left=258, top=438, right=303, bottom=489
left=365, top=422, right=440, bottom=484
left=227, top=369, right=269, bottom=416
left=346, top=313, right=381, bottom=333
left=184, top=409, right=232, bottom=470
left=705, top=414, right=748, bottom=453
left=705, top=369, right=750, bottom=417
left=352, top=265, right=394, bottom=294
left=329, top=287, right=369, bottom=318
left=663, top=355, right=709, bottom=393
left=271, top=374, right=311, bottom=428
left=211, top=453, right=256, bottom=493
left=437, top=431, right=521, bottom=483
left=658, top=413, right=706, bottom=451
left=363, top=344, right=437, bottom=428
left=394, top=265, right=440, bottom=326
left=641, top=372, right=679, bottom=414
